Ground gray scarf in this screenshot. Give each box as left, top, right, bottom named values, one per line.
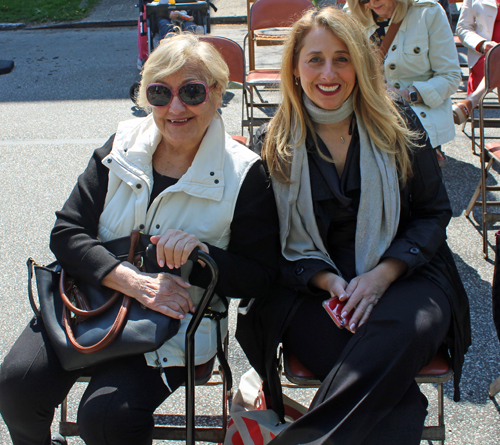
left=272, top=96, right=400, bottom=276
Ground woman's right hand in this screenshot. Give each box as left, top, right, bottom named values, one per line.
left=102, top=262, right=195, bottom=319
left=310, top=270, right=349, bottom=300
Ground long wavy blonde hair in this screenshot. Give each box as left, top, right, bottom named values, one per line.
left=262, top=7, right=416, bottom=184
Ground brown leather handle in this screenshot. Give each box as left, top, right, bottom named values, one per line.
left=61, top=230, right=141, bottom=354
left=59, top=271, right=121, bottom=317
left=378, top=20, right=402, bottom=61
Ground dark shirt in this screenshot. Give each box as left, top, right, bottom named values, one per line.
left=150, top=168, right=178, bottom=206
left=306, top=128, right=360, bottom=281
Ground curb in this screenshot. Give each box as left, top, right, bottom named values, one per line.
left=0, top=15, right=246, bottom=31
left=0, top=23, right=26, bottom=30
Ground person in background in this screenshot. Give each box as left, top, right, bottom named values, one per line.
left=347, top=0, right=461, bottom=166
left=453, top=0, right=500, bottom=124
left=157, top=9, right=205, bottom=40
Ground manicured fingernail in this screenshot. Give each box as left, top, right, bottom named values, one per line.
left=350, top=323, right=356, bottom=331
left=179, top=314, right=185, bottom=319
left=158, top=259, right=164, bottom=267
left=341, top=311, right=348, bottom=318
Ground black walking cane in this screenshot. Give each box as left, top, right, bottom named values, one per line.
left=146, top=245, right=223, bottom=444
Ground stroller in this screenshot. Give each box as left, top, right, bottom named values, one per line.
left=131, top=0, right=217, bottom=102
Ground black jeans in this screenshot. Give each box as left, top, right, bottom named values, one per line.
left=272, top=273, right=451, bottom=445
left=0, top=317, right=185, bottom=445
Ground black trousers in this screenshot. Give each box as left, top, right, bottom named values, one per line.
left=0, top=317, right=185, bottom=445
left=271, top=273, right=451, bottom=445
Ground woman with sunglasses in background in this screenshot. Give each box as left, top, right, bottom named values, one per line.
left=0, top=33, right=280, bottom=445
left=346, top=0, right=461, bottom=167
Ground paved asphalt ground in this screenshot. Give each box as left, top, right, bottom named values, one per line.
left=1, top=0, right=500, bottom=444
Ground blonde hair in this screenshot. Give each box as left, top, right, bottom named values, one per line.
left=137, top=33, right=229, bottom=112
left=347, top=0, right=413, bottom=29
left=262, top=7, right=415, bottom=184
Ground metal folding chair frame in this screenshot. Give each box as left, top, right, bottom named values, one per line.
left=199, top=36, right=248, bottom=144
left=464, top=43, right=500, bottom=259
left=243, top=0, right=314, bottom=145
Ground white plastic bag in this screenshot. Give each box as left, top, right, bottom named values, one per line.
left=224, top=368, right=307, bottom=445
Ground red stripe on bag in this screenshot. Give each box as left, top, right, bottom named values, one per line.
left=232, top=432, right=244, bottom=445
left=242, top=417, right=265, bottom=445
left=227, top=419, right=244, bottom=445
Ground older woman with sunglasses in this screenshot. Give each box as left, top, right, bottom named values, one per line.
left=0, top=33, right=280, bottom=445
left=346, top=0, right=461, bottom=166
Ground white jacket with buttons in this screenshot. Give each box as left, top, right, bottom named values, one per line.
left=98, top=112, right=260, bottom=370
left=364, top=0, right=461, bottom=148
left=456, top=0, right=498, bottom=69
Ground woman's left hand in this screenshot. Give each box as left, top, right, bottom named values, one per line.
left=342, top=258, right=408, bottom=333
left=150, top=230, right=209, bottom=270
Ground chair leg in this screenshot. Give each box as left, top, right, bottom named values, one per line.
left=465, top=158, right=494, bottom=217
left=489, top=375, right=500, bottom=398
left=437, top=382, right=445, bottom=445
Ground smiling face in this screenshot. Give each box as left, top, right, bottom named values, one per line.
left=365, top=0, right=396, bottom=19
left=294, top=27, right=357, bottom=111
left=151, top=62, right=221, bottom=152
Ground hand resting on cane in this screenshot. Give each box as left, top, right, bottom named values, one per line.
left=150, top=229, right=209, bottom=270
left=102, top=229, right=211, bottom=318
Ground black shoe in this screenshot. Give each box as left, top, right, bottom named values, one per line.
left=51, top=433, right=67, bottom=445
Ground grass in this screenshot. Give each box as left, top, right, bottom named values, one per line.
left=0, top=0, right=101, bottom=24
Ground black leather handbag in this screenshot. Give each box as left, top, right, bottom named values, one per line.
left=27, top=231, right=180, bottom=371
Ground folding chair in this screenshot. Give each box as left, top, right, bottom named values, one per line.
left=59, top=250, right=231, bottom=444
left=281, top=347, right=453, bottom=444
left=200, top=36, right=248, bottom=146
left=464, top=43, right=500, bottom=259
left=243, top=0, right=314, bottom=144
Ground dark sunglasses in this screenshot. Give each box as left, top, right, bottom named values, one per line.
left=146, top=81, right=215, bottom=107
left=359, top=0, right=370, bottom=3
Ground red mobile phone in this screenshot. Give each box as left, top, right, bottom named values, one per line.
left=322, top=296, right=351, bottom=329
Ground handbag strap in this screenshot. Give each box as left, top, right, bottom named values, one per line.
left=27, top=258, right=41, bottom=318
left=378, top=20, right=402, bottom=61
left=61, top=230, right=141, bottom=354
